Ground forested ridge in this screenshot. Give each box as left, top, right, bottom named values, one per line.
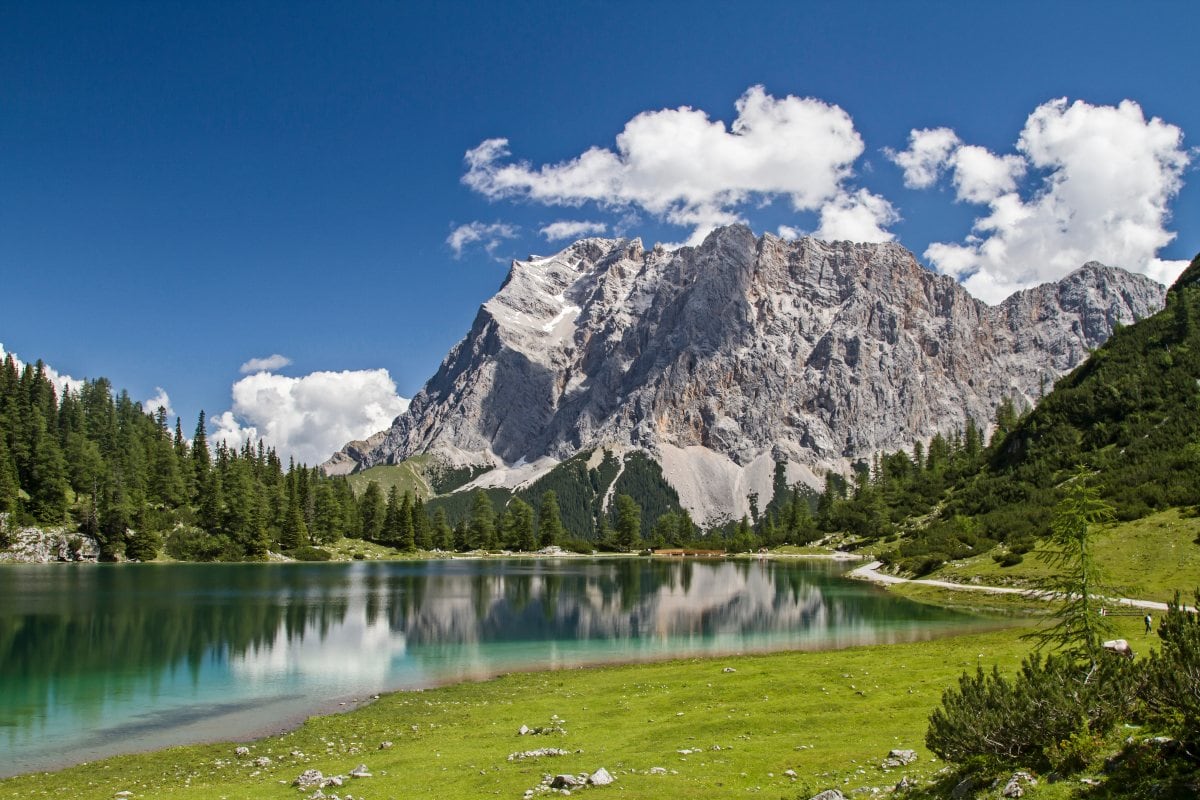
left=0, top=355, right=591, bottom=559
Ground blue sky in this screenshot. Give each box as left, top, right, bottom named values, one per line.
left=3, top=1, right=1198, bottom=464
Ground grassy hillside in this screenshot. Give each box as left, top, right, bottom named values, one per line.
left=345, top=459, right=435, bottom=500
left=925, top=507, right=1200, bottom=605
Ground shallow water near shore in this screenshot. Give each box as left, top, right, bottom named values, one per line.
left=0, top=557, right=994, bottom=776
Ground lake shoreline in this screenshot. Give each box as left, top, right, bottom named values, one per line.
left=0, top=556, right=968, bottom=780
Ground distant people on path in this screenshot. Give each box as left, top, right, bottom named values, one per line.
left=1145, top=613, right=1153, bottom=634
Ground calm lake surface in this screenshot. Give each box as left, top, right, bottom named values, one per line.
left=0, top=558, right=992, bottom=776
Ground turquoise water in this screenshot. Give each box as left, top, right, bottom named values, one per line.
left=0, top=558, right=990, bottom=776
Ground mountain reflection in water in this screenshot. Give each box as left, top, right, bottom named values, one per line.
left=0, top=558, right=990, bottom=775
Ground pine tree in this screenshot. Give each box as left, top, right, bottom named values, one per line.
left=382, top=485, right=403, bottom=546
left=0, top=434, right=18, bottom=515
left=27, top=408, right=69, bottom=523
left=537, top=489, right=564, bottom=547
left=614, top=494, right=641, bottom=550
left=359, top=481, right=385, bottom=542
left=98, top=477, right=132, bottom=558
left=198, top=469, right=224, bottom=536
left=280, top=493, right=308, bottom=552
left=413, top=496, right=431, bottom=550
left=432, top=507, right=453, bottom=551
left=507, top=497, right=536, bottom=551
left=729, top=515, right=756, bottom=553
left=468, top=490, right=496, bottom=550
left=191, top=411, right=211, bottom=498
left=311, top=482, right=343, bottom=545
left=397, top=492, right=416, bottom=551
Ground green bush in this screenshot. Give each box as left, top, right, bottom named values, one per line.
left=126, top=528, right=162, bottom=562
left=926, top=652, right=1135, bottom=772
left=292, top=546, right=332, bottom=561
left=165, top=526, right=237, bottom=562
left=1138, top=591, right=1200, bottom=750
left=992, top=551, right=1024, bottom=567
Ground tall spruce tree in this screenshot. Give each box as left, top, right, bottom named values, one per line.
left=614, top=494, right=641, bottom=550
left=468, top=490, right=495, bottom=550
left=537, top=489, right=564, bottom=548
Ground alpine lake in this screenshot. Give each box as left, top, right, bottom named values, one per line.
left=0, top=557, right=998, bottom=777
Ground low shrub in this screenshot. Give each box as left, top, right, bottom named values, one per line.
left=926, top=652, right=1136, bottom=772
left=292, top=546, right=332, bottom=561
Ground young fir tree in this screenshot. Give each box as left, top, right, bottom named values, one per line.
left=1023, top=469, right=1118, bottom=666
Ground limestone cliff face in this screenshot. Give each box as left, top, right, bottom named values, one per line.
left=325, top=226, right=1164, bottom=521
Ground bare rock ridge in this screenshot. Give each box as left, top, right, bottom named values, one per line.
left=325, top=225, right=1164, bottom=523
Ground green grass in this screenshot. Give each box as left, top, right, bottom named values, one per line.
left=345, top=456, right=435, bottom=500
left=769, top=545, right=853, bottom=557
left=0, top=624, right=1066, bottom=800
left=926, top=508, right=1200, bottom=604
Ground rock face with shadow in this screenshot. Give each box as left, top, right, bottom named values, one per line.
left=325, top=225, right=1164, bottom=523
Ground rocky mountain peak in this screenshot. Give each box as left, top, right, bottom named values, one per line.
left=326, top=226, right=1165, bottom=524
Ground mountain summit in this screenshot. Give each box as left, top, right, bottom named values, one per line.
left=326, top=226, right=1164, bottom=523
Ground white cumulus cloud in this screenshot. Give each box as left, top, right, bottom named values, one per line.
left=463, top=85, right=888, bottom=245
left=143, top=387, right=174, bottom=417
left=889, top=98, right=1190, bottom=303
left=210, top=368, right=410, bottom=466
left=813, top=189, right=898, bottom=243
left=0, top=343, right=86, bottom=396
left=239, top=354, right=293, bottom=374
left=889, top=126, right=961, bottom=189
left=447, top=221, right=520, bottom=258
left=539, top=220, right=609, bottom=241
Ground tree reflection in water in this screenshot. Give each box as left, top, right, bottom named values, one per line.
left=0, top=559, right=990, bottom=773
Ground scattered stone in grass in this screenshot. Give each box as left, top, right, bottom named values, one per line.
left=113, top=792, right=133, bottom=798
left=508, top=748, right=573, bottom=761
left=349, top=764, right=372, bottom=778
left=784, top=770, right=797, bottom=779
left=234, top=746, right=251, bottom=757
left=808, top=790, right=845, bottom=800
left=723, top=667, right=736, bottom=673
left=649, top=767, right=667, bottom=775
left=588, top=767, right=614, bottom=786
left=294, top=769, right=325, bottom=789
left=255, top=756, right=272, bottom=767
left=881, top=749, right=917, bottom=768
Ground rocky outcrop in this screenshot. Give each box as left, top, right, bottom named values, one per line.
left=0, top=519, right=100, bottom=563
left=326, top=226, right=1164, bottom=522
